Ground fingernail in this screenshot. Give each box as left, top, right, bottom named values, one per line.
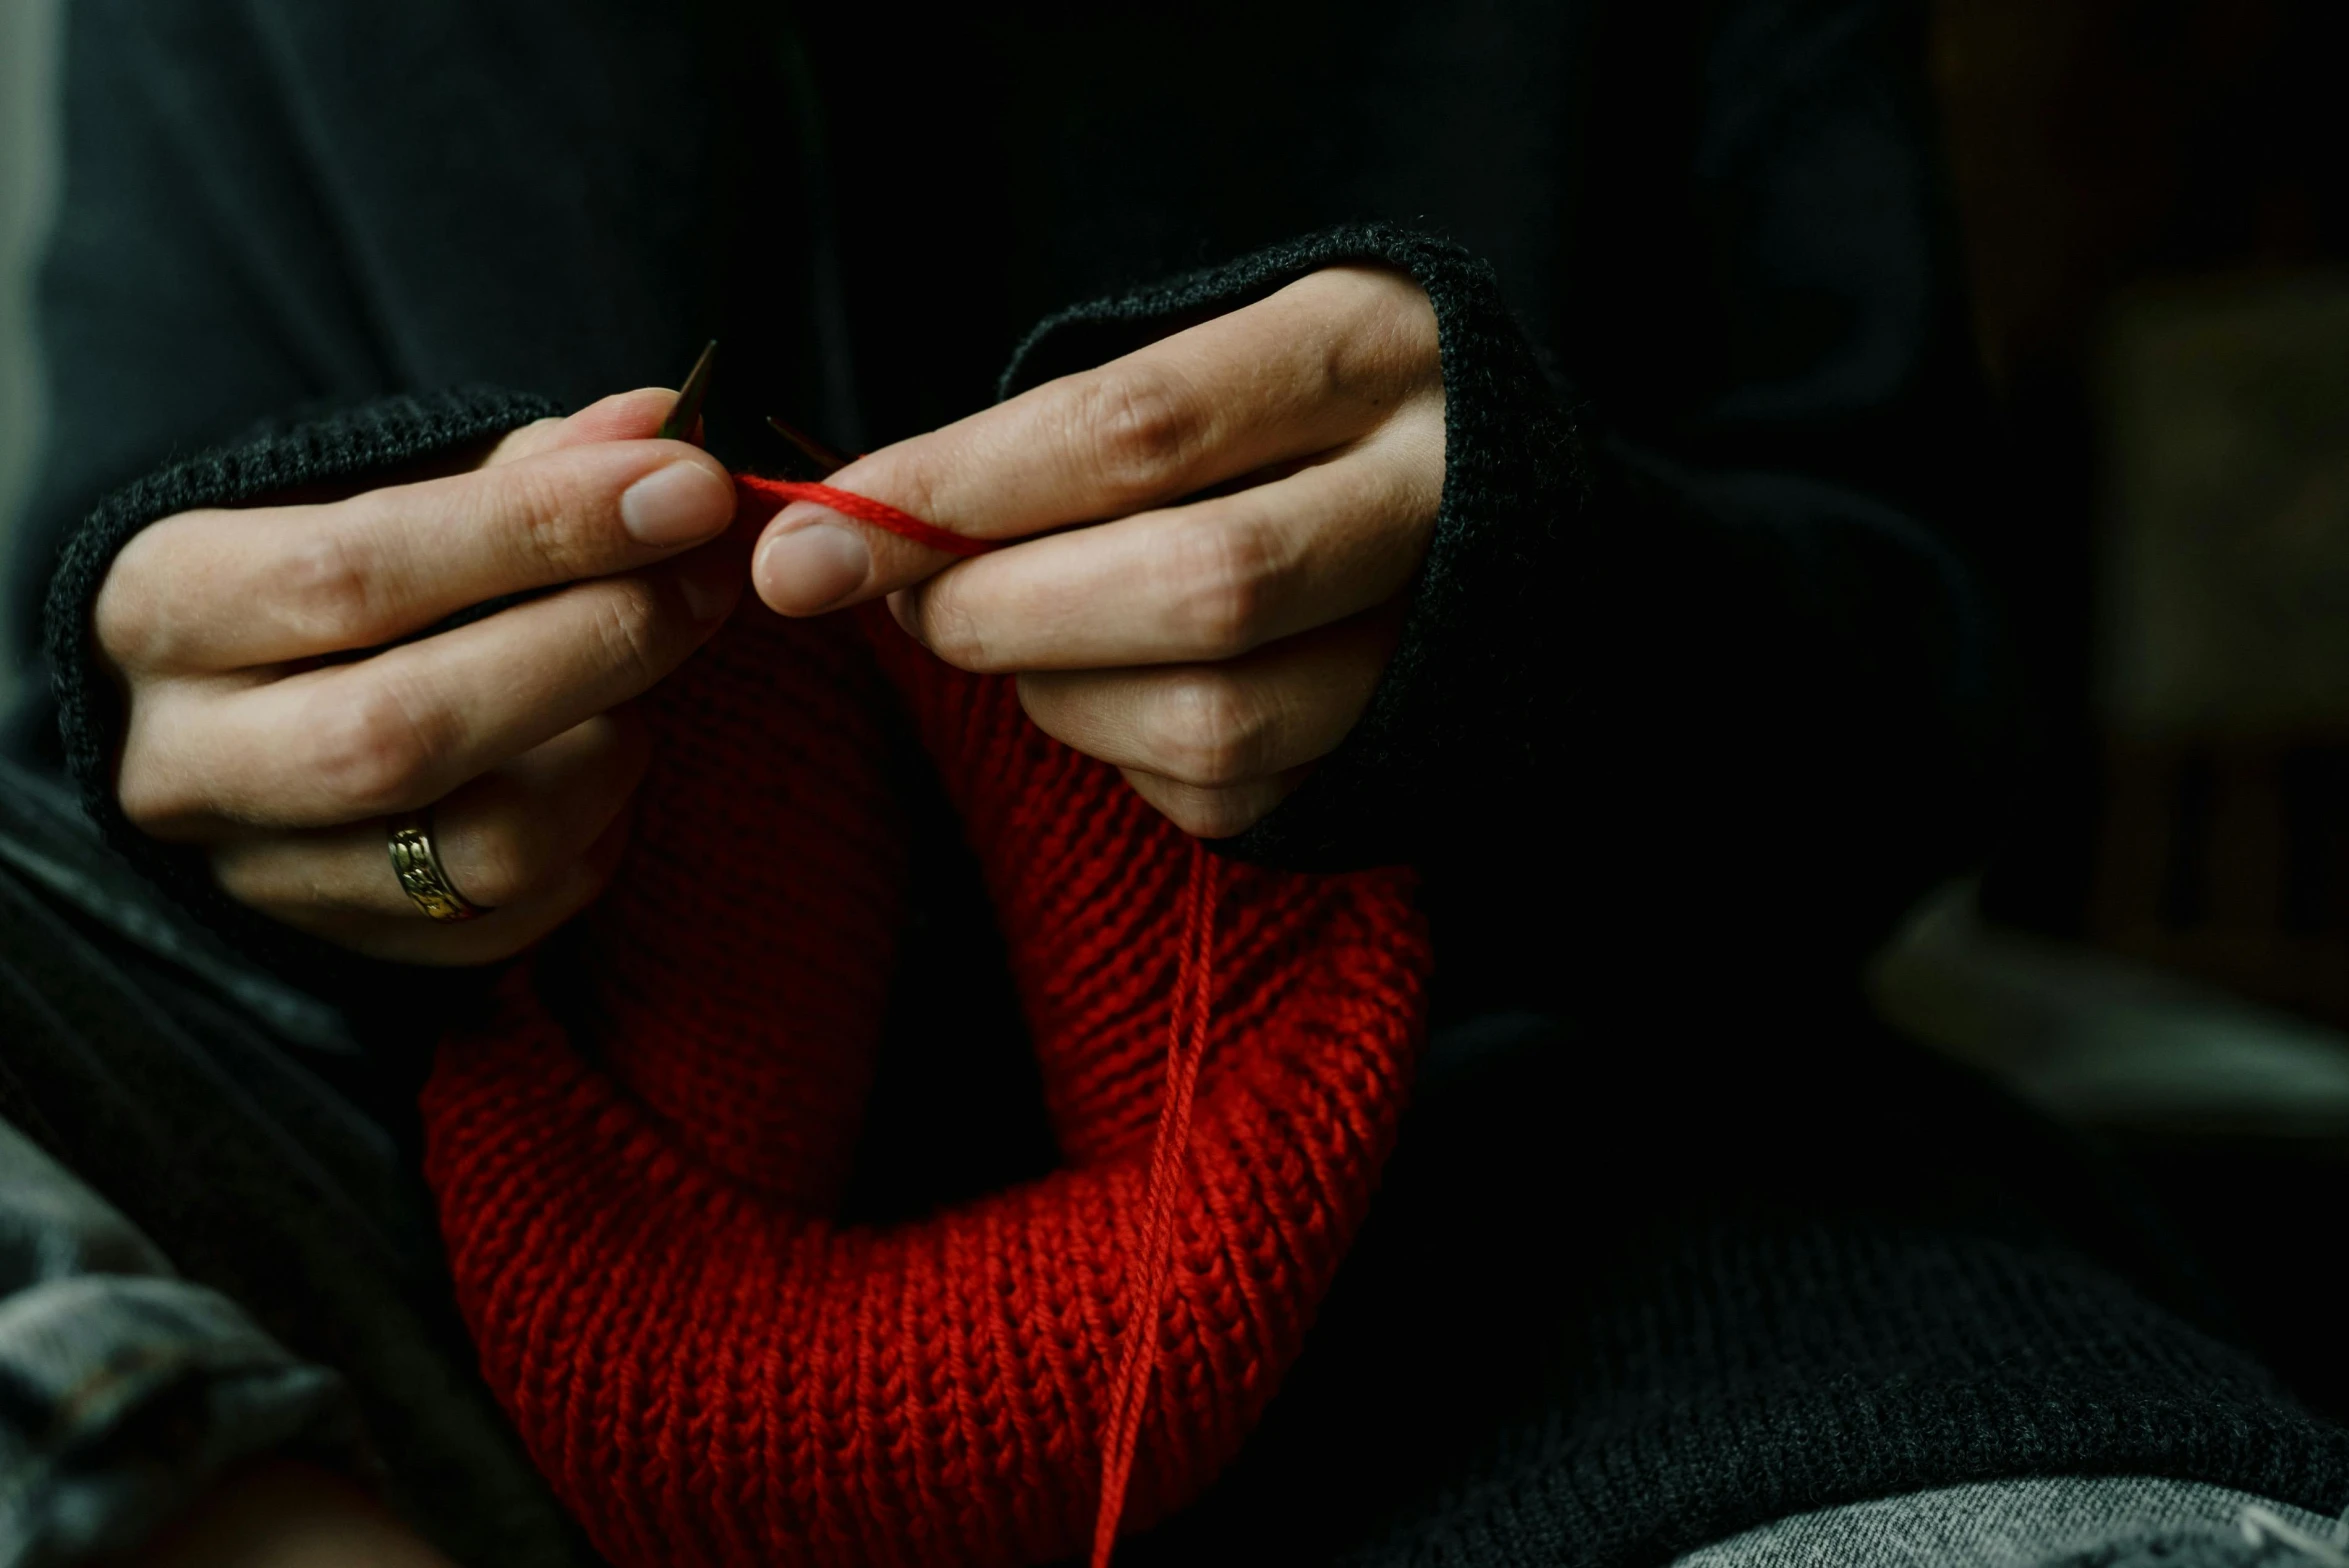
left=620, top=461, right=733, bottom=545
left=756, top=521, right=869, bottom=615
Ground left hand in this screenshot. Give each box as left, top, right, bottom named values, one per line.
left=750, top=265, right=1444, bottom=837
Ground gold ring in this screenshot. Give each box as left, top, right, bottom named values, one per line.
left=386, top=811, right=485, bottom=922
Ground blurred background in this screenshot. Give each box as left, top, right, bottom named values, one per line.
left=1883, top=0, right=2349, bottom=1418
left=0, top=0, right=2343, bottom=1392
left=0, top=0, right=57, bottom=715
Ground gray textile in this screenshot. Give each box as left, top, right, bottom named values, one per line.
left=0, top=756, right=596, bottom=1568
left=10, top=744, right=2349, bottom=1568
left=0, top=1119, right=368, bottom=1568
left=12, top=3, right=2349, bottom=1561
left=0, top=742, right=2344, bottom=1567
left=0, top=745, right=350, bottom=1051
left=1674, top=1476, right=2349, bottom=1568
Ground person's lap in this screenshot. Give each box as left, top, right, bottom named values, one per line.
left=4, top=754, right=2344, bottom=1566
left=0, top=754, right=589, bottom=1567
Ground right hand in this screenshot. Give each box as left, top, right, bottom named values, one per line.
left=92, top=388, right=745, bottom=964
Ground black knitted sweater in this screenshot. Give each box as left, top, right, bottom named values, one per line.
left=10, top=0, right=2347, bottom=1563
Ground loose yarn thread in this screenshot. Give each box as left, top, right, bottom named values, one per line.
left=741, top=475, right=996, bottom=558
left=743, top=474, right=1203, bottom=1562
left=1091, top=842, right=1220, bottom=1568
left=422, top=476, right=1428, bottom=1568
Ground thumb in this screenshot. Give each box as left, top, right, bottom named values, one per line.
left=747, top=450, right=982, bottom=619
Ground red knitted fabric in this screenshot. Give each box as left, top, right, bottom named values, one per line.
left=420, top=483, right=1432, bottom=1568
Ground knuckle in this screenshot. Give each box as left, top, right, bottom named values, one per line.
left=115, top=702, right=212, bottom=833
left=1171, top=514, right=1282, bottom=658
left=92, top=533, right=172, bottom=668
left=305, top=682, right=441, bottom=813
left=447, top=822, right=541, bottom=909
left=1079, top=363, right=1207, bottom=494
left=114, top=747, right=190, bottom=832
left=269, top=526, right=384, bottom=648
left=504, top=466, right=598, bottom=581
left=1146, top=671, right=1263, bottom=788
left=1310, top=267, right=1441, bottom=401
left=1304, top=263, right=1397, bottom=327
left=115, top=771, right=182, bottom=834
left=114, top=769, right=171, bottom=830
left=584, top=578, right=670, bottom=687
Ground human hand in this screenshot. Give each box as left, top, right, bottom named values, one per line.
left=93, top=389, right=744, bottom=963
left=751, top=265, right=1444, bottom=836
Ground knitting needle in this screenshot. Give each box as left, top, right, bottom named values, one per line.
left=765, top=410, right=850, bottom=478
left=765, top=414, right=849, bottom=479
left=658, top=340, right=718, bottom=443
left=653, top=336, right=849, bottom=480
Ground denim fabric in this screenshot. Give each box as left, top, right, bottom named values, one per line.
left=4, top=760, right=2348, bottom=1568
left=0, top=1118, right=368, bottom=1568
left=0, top=756, right=596, bottom=1568
left=1673, top=1476, right=2349, bottom=1568
left=0, top=747, right=353, bottom=1051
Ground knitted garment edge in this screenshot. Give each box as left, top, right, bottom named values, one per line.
left=41, top=387, right=564, bottom=985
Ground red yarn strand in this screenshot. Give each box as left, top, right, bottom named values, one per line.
left=1091, top=841, right=1220, bottom=1568
left=421, top=478, right=1433, bottom=1568
left=738, top=476, right=997, bottom=558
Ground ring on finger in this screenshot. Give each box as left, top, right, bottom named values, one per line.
left=386, top=809, right=488, bottom=922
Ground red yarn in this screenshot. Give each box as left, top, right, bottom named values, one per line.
left=421, top=481, right=1431, bottom=1568
left=740, top=474, right=998, bottom=558
left=743, top=472, right=1208, bottom=1553
left=743, top=472, right=1205, bottom=1562
left=1090, top=844, right=1219, bottom=1568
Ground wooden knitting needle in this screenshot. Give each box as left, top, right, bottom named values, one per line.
left=765, top=413, right=849, bottom=479
left=653, top=336, right=851, bottom=481
left=658, top=339, right=718, bottom=443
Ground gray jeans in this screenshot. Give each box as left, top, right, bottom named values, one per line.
left=1677, top=1477, right=2349, bottom=1568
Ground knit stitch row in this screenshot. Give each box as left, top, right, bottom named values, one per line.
left=421, top=482, right=1431, bottom=1567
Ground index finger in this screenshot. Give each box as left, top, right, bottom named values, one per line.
left=751, top=265, right=1437, bottom=616
left=102, top=432, right=737, bottom=674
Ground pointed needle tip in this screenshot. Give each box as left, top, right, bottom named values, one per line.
left=658, top=339, right=718, bottom=443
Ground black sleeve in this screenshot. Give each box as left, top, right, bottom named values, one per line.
left=36, top=389, right=561, bottom=983
left=6, top=1, right=570, bottom=979
left=8, top=0, right=702, bottom=760
left=7, top=0, right=400, bottom=703
left=997, top=226, right=1594, bottom=875
left=1001, top=2, right=2002, bottom=989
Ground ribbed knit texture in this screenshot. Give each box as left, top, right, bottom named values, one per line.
left=17, top=10, right=2349, bottom=1563
left=419, top=570, right=1433, bottom=1566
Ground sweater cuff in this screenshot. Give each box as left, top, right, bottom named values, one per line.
left=998, top=223, right=1582, bottom=872
left=40, top=387, right=563, bottom=983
